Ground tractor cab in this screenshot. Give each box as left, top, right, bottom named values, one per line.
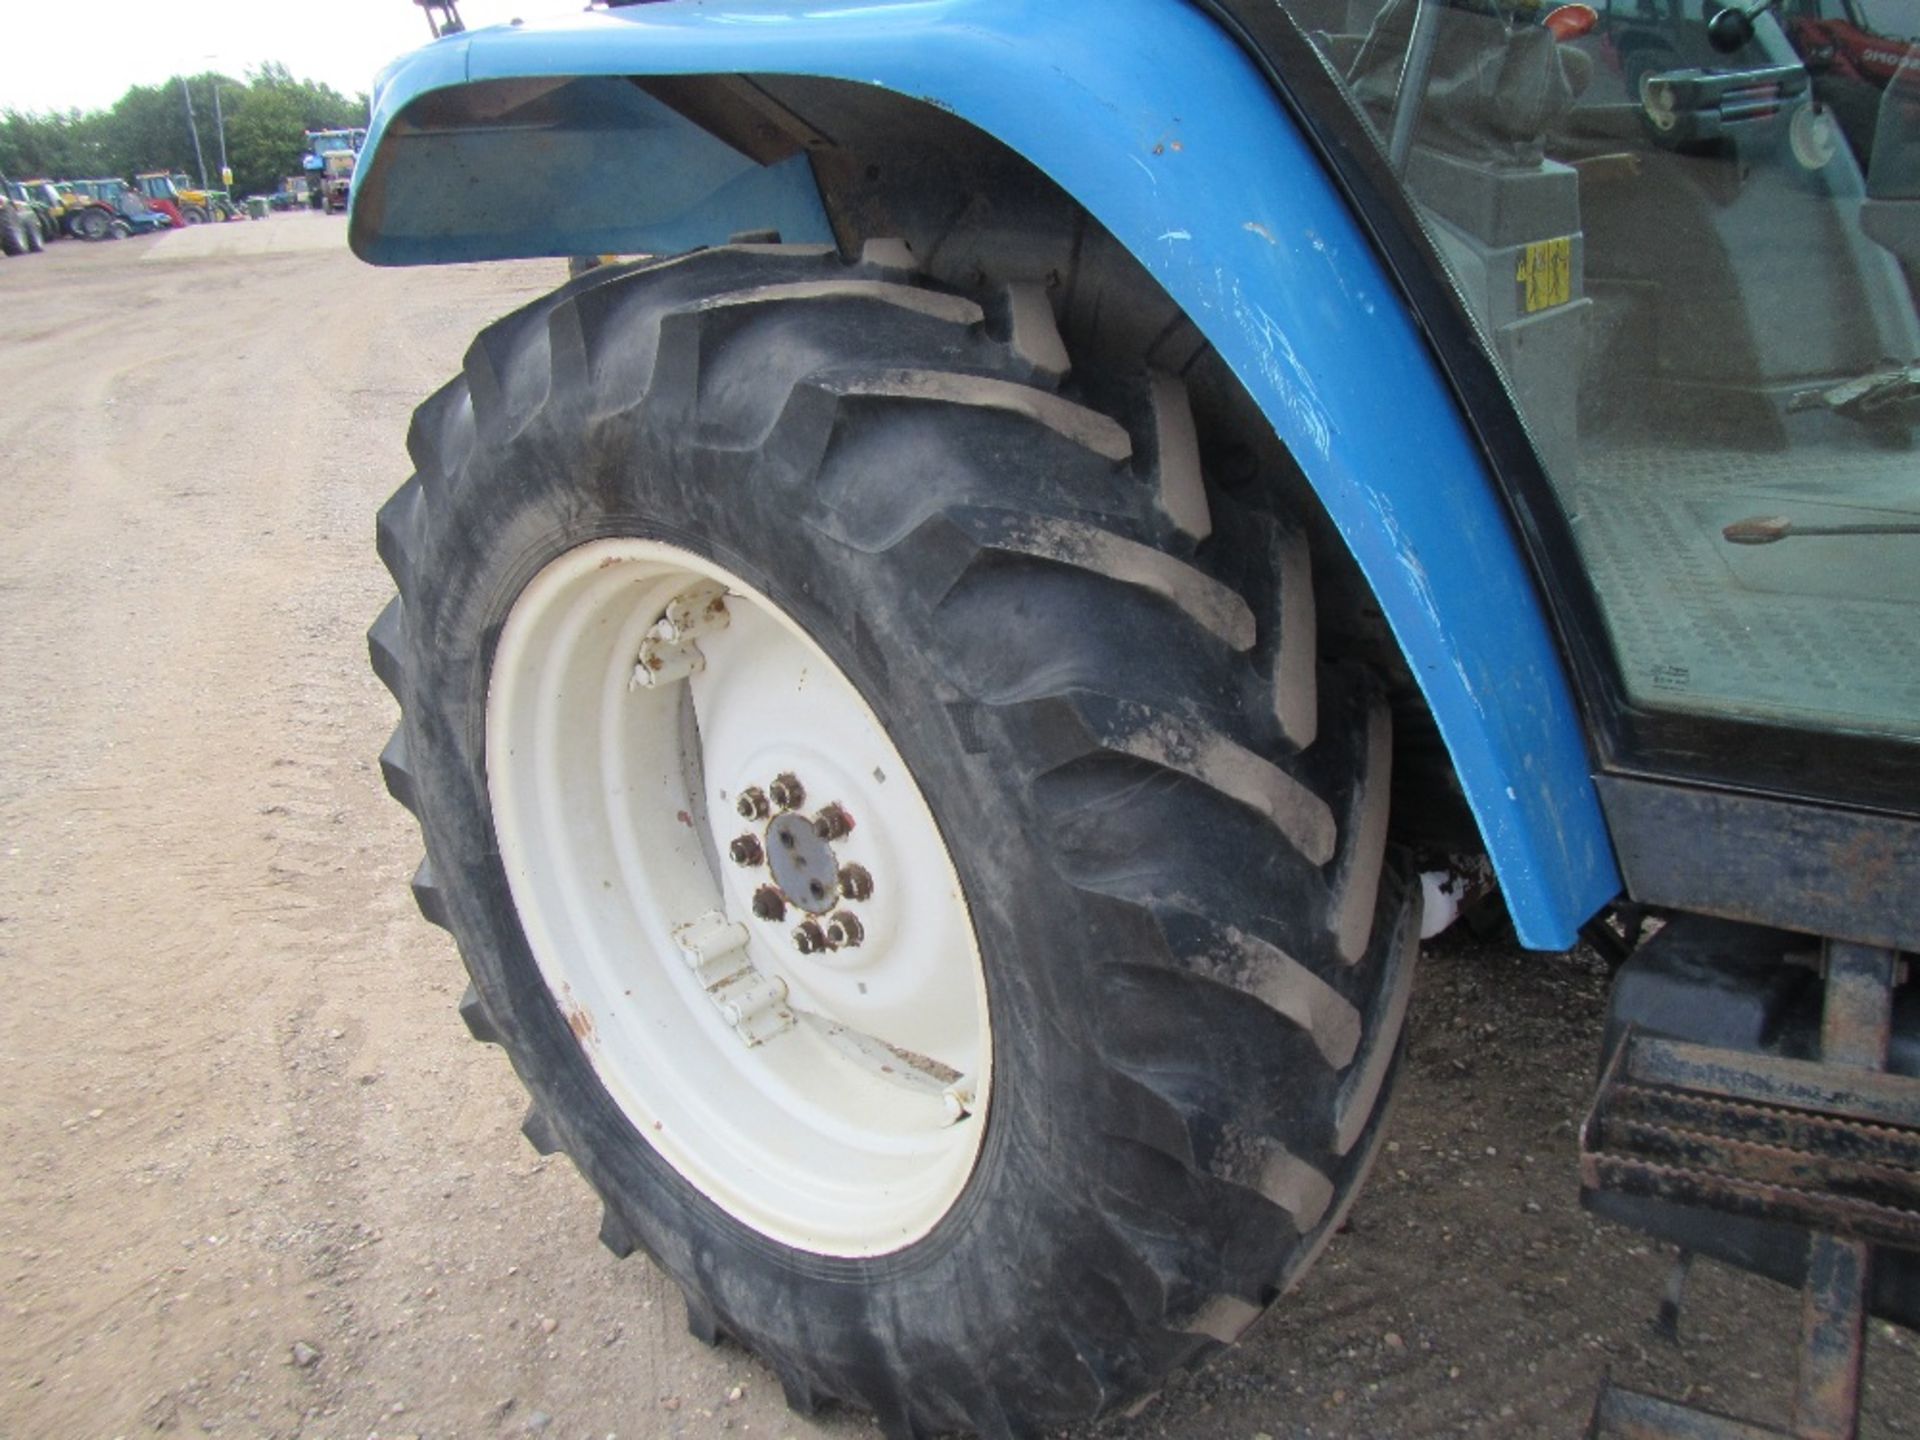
left=1294, top=0, right=1918, bottom=806
left=132, top=172, right=190, bottom=228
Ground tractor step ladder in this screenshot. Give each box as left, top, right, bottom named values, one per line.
left=1582, top=942, right=1920, bottom=1440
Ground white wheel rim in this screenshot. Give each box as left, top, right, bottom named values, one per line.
left=486, top=538, right=992, bottom=1256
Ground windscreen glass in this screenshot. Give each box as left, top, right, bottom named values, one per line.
left=1290, top=0, right=1920, bottom=745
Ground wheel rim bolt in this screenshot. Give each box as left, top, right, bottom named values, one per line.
left=812, top=804, right=853, bottom=841
left=751, top=886, right=787, bottom=921
left=792, top=920, right=827, bottom=954
left=736, top=787, right=770, bottom=821
left=769, top=773, right=805, bottom=812
left=728, top=834, right=764, bottom=867
left=837, top=864, right=873, bottom=901
left=824, top=911, right=865, bottom=950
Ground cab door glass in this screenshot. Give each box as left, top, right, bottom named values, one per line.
left=1291, top=0, right=1920, bottom=745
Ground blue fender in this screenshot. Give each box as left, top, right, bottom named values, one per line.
left=349, top=0, right=1622, bottom=949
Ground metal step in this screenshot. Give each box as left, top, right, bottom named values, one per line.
left=1583, top=942, right=1913, bottom=1440
left=1581, top=1033, right=1920, bottom=1254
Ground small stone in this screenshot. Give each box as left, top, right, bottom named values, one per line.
left=1523, top=1199, right=1543, bottom=1215
left=524, top=1411, right=552, bottom=1432
left=1384, top=1332, right=1405, bottom=1351
left=87, top=1109, right=104, bottom=1121
left=289, top=1341, right=320, bottom=1369
left=539, top=1316, right=558, bottom=1336
left=1329, top=1388, right=1347, bottom=1406
left=1448, top=1366, right=1462, bottom=1380
left=660, top=1396, right=682, bottom=1412
left=726, top=1385, right=744, bottom=1404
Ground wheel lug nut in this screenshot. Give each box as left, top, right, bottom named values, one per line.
left=838, top=864, right=873, bottom=901
left=792, top=920, right=827, bottom=954
left=736, top=787, right=770, bottom=821
left=812, top=803, right=853, bottom=841
left=751, top=886, right=786, bottom=921
left=768, top=773, right=805, bottom=812
left=728, top=834, right=764, bottom=867
left=825, top=911, right=865, bottom=950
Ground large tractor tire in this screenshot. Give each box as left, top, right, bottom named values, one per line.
left=181, top=204, right=209, bottom=225
left=70, top=207, right=110, bottom=241
left=372, top=244, right=1417, bottom=1436
left=0, top=209, right=25, bottom=256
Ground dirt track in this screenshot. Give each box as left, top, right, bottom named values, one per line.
left=2, top=217, right=1916, bottom=1440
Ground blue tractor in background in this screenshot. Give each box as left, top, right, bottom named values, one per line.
left=351, top=0, right=1920, bottom=1433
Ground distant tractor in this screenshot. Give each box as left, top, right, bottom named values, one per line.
left=62, top=179, right=173, bottom=238
left=0, top=171, right=44, bottom=257
left=136, top=171, right=236, bottom=225
left=5, top=177, right=61, bottom=245
left=303, top=129, right=366, bottom=214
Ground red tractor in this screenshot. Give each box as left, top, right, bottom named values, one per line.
left=1781, top=0, right=1920, bottom=165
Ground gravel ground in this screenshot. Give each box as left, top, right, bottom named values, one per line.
left=2, top=217, right=1915, bottom=1440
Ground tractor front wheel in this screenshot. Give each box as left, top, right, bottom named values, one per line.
left=69, top=208, right=110, bottom=242
left=372, top=244, right=1417, bottom=1436
left=181, top=205, right=209, bottom=225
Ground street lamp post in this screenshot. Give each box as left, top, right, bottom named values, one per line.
left=180, top=77, right=210, bottom=190
left=211, top=78, right=230, bottom=189
left=194, top=54, right=235, bottom=192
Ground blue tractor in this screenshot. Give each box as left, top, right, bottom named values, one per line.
left=352, top=2, right=1920, bottom=1434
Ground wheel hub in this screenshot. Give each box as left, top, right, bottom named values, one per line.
left=763, top=808, right=842, bottom=915
left=485, top=537, right=991, bottom=1256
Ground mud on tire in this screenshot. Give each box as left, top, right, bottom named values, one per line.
left=371, top=243, right=1419, bottom=1436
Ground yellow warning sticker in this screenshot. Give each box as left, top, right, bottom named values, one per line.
left=1517, top=236, right=1573, bottom=314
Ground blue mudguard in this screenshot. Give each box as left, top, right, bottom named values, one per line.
left=349, top=0, right=1622, bottom=949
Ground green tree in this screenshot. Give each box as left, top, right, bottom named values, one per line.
left=226, top=65, right=365, bottom=197
left=0, top=108, right=110, bottom=180
left=98, top=78, right=212, bottom=182
left=0, top=65, right=366, bottom=197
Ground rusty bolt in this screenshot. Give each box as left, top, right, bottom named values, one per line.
left=768, top=773, right=806, bottom=812
left=751, top=886, right=786, bottom=922
left=838, top=864, right=873, bottom=901
left=736, top=787, right=770, bottom=821
left=792, top=920, right=827, bottom=954
left=812, top=804, right=853, bottom=841
left=824, top=911, right=865, bottom=950
left=728, top=834, right=764, bottom=868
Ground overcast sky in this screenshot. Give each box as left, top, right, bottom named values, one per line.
left=4, top=0, right=582, bottom=115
